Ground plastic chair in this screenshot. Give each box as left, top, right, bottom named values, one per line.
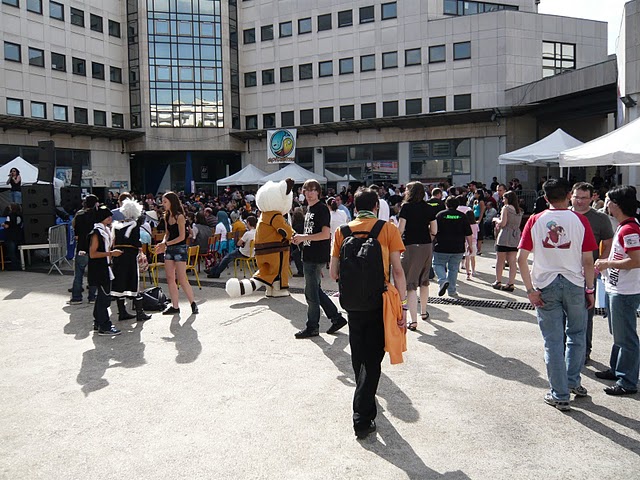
left=233, top=240, right=256, bottom=278
left=179, top=245, right=201, bottom=290
left=148, top=245, right=165, bottom=287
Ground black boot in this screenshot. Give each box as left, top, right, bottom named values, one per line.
left=134, top=298, right=151, bottom=321
left=117, top=299, right=136, bottom=321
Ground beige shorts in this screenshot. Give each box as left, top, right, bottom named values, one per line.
left=401, top=243, right=433, bottom=291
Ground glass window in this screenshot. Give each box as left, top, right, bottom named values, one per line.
left=318, top=13, right=332, bottom=31
left=2, top=0, right=19, bottom=7
left=338, top=10, right=352, bottom=27
left=453, top=41, right=471, bottom=60
left=453, top=94, right=471, bottom=110
left=244, top=71, right=257, bottom=87
left=178, top=21, right=191, bottom=36
left=360, top=54, right=375, bottom=72
left=90, top=14, right=103, bottom=33
left=72, top=57, right=86, bottom=75
left=109, top=20, right=121, bottom=37
left=6, top=98, right=23, bottom=116
left=112, top=113, right=124, bottom=128
left=320, top=107, right=333, bottom=123
left=382, top=51, right=397, bottom=69
left=279, top=21, right=292, bottom=37
left=361, top=103, right=376, bottom=119
left=49, top=1, right=64, bottom=20
left=263, top=113, right=275, bottom=128
left=31, top=101, right=46, bottom=118
left=300, top=109, right=314, bottom=125
left=383, top=101, right=398, bottom=117
left=319, top=60, right=333, bottom=77
left=429, top=45, right=446, bottom=63
left=359, top=6, right=374, bottom=23
left=4, top=42, right=21, bottom=62
left=243, top=28, right=255, bottom=44
left=542, top=41, right=576, bottom=77
left=110, top=66, right=122, bottom=83
left=94, top=110, right=106, bottom=126
left=381, top=2, right=397, bottom=20
left=298, top=17, right=312, bottom=34
left=444, top=0, right=458, bottom=14
left=74, top=107, right=88, bottom=124
left=281, top=111, right=294, bottom=127
left=405, top=98, right=421, bottom=115
left=340, top=105, right=354, bottom=121
left=70, top=7, right=84, bottom=27
left=28, top=47, right=44, bottom=67
left=51, top=52, right=66, bottom=71
left=53, top=104, right=68, bottom=121
left=280, top=66, right=293, bottom=82
left=299, top=63, right=313, bottom=80
left=246, top=115, right=257, bottom=130
left=405, top=48, right=421, bottom=66
left=261, top=25, right=273, bottom=41
left=26, top=0, right=41, bottom=14
left=339, top=57, right=353, bottom=74
left=262, top=69, right=275, bottom=85
left=429, top=96, right=446, bottom=112
left=92, top=62, right=105, bottom=80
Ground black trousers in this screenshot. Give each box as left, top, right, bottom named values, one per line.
left=347, top=308, right=385, bottom=431
left=93, top=283, right=112, bottom=331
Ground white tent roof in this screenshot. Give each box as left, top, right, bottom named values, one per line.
left=324, top=169, right=344, bottom=181
left=498, top=129, right=583, bottom=165
left=559, top=117, right=640, bottom=167
left=0, top=156, right=39, bottom=188
left=216, top=164, right=268, bottom=186
left=259, top=163, right=327, bottom=184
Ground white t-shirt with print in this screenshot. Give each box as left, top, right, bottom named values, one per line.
left=602, top=218, right=640, bottom=295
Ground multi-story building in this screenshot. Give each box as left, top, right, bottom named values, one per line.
left=0, top=0, right=624, bottom=196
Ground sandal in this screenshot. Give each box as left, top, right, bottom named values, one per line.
left=408, top=321, right=418, bottom=331
left=421, top=311, right=430, bottom=321
left=492, top=282, right=502, bottom=290
left=501, top=284, right=515, bottom=292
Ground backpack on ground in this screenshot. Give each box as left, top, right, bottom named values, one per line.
left=338, top=219, right=386, bottom=312
left=140, top=286, right=168, bottom=311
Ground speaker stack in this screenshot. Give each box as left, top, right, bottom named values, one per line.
left=37, top=140, right=56, bottom=183
left=60, top=153, right=83, bottom=214
left=22, top=184, right=56, bottom=245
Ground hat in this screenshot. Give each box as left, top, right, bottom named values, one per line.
left=96, top=206, right=113, bottom=222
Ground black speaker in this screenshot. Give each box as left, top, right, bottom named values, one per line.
left=61, top=186, right=82, bottom=214
left=37, top=140, right=56, bottom=183
left=71, top=156, right=82, bottom=186
left=22, top=184, right=55, bottom=215
left=23, top=214, right=56, bottom=245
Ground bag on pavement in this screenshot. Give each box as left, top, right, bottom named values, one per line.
left=141, top=286, right=168, bottom=311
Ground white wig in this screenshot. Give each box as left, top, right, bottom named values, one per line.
left=120, top=198, right=143, bottom=221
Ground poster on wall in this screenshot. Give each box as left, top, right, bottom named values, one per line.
left=267, top=129, right=297, bottom=164
left=55, top=167, right=72, bottom=186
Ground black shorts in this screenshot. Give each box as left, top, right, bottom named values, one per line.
left=496, top=245, right=518, bottom=253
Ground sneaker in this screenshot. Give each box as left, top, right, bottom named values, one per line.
left=448, top=292, right=460, bottom=298
left=544, top=392, right=571, bottom=411
left=438, top=282, right=449, bottom=297
left=355, top=420, right=376, bottom=439
left=162, top=306, right=181, bottom=315
left=67, top=299, right=83, bottom=305
left=294, top=329, right=319, bottom=339
left=327, top=317, right=347, bottom=334
left=604, top=384, right=638, bottom=396
left=595, top=370, right=617, bottom=380
left=191, top=302, right=199, bottom=314
left=88, top=299, right=95, bottom=304
left=570, top=385, right=588, bottom=397
left=98, top=326, right=121, bottom=336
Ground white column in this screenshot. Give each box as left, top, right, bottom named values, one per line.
left=398, top=142, right=410, bottom=185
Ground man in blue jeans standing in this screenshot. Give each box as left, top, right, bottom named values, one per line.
left=432, top=196, right=473, bottom=298
left=291, top=179, right=347, bottom=339
left=67, top=195, right=99, bottom=305
left=518, top=178, right=597, bottom=411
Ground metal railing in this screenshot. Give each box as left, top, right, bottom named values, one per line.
left=48, top=224, right=72, bottom=275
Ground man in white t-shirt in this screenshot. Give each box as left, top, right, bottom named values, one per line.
left=207, top=215, right=257, bottom=278
left=517, top=178, right=597, bottom=411
left=370, top=184, right=390, bottom=221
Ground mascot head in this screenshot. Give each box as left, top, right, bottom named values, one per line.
left=255, top=177, right=294, bottom=214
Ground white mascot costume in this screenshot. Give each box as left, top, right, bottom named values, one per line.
left=226, top=178, right=295, bottom=298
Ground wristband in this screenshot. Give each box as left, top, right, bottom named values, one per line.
left=401, top=298, right=408, bottom=305
left=526, top=288, right=536, bottom=295
left=585, top=287, right=595, bottom=294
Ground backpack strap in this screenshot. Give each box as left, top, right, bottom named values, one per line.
left=339, top=224, right=352, bottom=238
left=368, top=220, right=386, bottom=240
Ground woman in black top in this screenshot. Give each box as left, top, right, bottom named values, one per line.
left=6, top=168, right=21, bottom=204
left=397, top=182, right=438, bottom=331
left=155, top=191, right=198, bottom=315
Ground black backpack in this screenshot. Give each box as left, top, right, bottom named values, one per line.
left=338, top=220, right=386, bottom=312
left=140, top=286, right=168, bottom=311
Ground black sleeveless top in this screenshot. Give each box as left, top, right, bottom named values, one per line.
left=10, top=177, right=20, bottom=192
left=167, top=219, right=186, bottom=246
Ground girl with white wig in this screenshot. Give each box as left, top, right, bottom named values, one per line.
left=111, top=199, right=152, bottom=322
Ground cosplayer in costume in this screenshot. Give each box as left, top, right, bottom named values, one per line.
left=226, top=178, right=295, bottom=298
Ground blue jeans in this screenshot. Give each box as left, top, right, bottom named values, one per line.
left=211, top=249, right=245, bottom=276
left=432, top=252, right=464, bottom=294
left=537, top=275, right=587, bottom=401
left=10, top=191, right=22, bottom=204
left=71, top=254, right=97, bottom=301
left=303, top=262, right=342, bottom=332
left=606, top=292, right=640, bottom=391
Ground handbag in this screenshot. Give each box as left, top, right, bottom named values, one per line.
left=138, top=253, right=149, bottom=273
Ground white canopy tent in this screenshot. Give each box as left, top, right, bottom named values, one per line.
left=259, top=163, right=327, bottom=184
left=0, top=156, right=39, bottom=187
left=324, top=169, right=344, bottom=182
left=216, top=164, right=268, bottom=186
left=559, top=117, right=640, bottom=167
left=498, top=128, right=584, bottom=165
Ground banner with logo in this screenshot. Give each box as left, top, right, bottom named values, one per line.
left=267, top=128, right=297, bottom=164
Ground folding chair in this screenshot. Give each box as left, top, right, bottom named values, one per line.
left=233, top=240, right=256, bottom=278
left=179, top=245, right=201, bottom=290
left=148, top=245, right=165, bottom=287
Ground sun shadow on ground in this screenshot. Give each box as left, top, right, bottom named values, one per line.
left=162, top=313, right=202, bottom=364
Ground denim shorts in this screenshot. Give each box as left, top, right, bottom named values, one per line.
left=165, top=244, right=188, bottom=262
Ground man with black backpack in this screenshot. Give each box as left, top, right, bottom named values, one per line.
left=330, top=187, right=407, bottom=439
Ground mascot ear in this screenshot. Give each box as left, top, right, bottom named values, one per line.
left=285, top=178, right=295, bottom=195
